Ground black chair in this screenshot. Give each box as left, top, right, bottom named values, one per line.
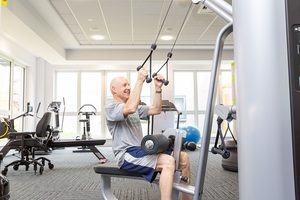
left=1, top=112, right=54, bottom=175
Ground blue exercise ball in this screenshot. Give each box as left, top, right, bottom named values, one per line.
left=180, top=125, right=201, bottom=144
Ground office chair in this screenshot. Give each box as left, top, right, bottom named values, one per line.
left=1, top=112, right=54, bottom=175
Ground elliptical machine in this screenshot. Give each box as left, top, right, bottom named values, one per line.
left=47, top=98, right=65, bottom=141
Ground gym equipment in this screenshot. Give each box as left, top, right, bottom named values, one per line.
left=0, top=102, right=33, bottom=139
left=221, top=140, right=237, bottom=172
left=151, top=1, right=193, bottom=86
left=0, top=107, right=107, bottom=164
left=211, top=104, right=237, bottom=171
left=211, top=104, right=237, bottom=159
left=1, top=112, right=54, bottom=175
left=233, top=0, right=300, bottom=199
left=41, top=102, right=106, bottom=162
left=183, top=142, right=197, bottom=151
left=94, top=1, right=233, bottom=199
left=47, top=99, right=65, bottom=141
left=136, top=44, right=156, bottom=84
left=94, top=128, right=190, bottom=200
left=77, top=104, right=96, bottom=140
left=147, top=100, right=182, bottom=136
left=73, top=104, right=97, bottom=153
left=180, top=125, right=201, bottom=144
left=141, top=134, right=173, bottom=155
left=162, top=100, right=182, bottom=129
left=137, top=1, right=194, bottom=86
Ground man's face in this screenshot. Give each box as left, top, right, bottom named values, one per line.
left=113, top=77, right=131, bottom=102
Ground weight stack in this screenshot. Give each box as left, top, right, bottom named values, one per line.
left=221, top=140, right=238, bottom=172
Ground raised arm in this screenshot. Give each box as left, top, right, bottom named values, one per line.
left=148, top=74, right=164, bottom=115
left=123, top=68, right=148, bottom=115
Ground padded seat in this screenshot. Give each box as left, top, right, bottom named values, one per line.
left=94, top=162, right=142, bottom=177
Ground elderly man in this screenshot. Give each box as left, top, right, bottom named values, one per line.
left=105, top=67, right=191, bottom=200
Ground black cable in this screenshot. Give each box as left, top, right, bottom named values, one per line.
left=154, top=0, right=174, bottom=44
left=170, top=2, right=193, bottom=53
left=152, top=2, right=194, bottom=85
left=137, top=0, right=174, bottom=84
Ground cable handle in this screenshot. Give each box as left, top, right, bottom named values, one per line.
left=151, top=72, right=169, bottom=86
left=151, top=52, right=172, bottom=86
left=137, top=65, right=152, bottom=83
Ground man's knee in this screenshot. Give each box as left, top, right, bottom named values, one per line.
left=158, top=154, right=176, bottom=171
left=180, top=152, right=190, bottom=167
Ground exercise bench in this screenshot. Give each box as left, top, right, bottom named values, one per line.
left=94, top=162, right=148, bottom=200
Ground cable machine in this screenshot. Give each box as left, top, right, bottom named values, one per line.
left=137, top=0, right=233, bottom=198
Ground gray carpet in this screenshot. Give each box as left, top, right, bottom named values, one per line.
left=0, top=145, right=238, bottom=200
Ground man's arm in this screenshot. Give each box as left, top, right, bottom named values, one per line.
left=123, top=68, right=148, bottom=115
left=148, top=75, right=164, bottom=115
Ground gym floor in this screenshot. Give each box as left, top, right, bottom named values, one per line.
left=0, top=144, right=238, bottom=200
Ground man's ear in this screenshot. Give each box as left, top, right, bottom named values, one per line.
left=111, top=86, right=116, bottom=94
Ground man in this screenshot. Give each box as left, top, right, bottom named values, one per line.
left=105, top=67, right=191, bottom=200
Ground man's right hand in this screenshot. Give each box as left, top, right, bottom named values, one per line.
left=138, top=67, right=149, bottom=83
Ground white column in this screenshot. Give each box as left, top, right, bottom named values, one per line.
left=233, top=0, right=295, bottom=199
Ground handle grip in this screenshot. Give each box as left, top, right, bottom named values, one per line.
left=137, top=65, right=152, bottom=83
left=152, top=72, right=169, bottom=86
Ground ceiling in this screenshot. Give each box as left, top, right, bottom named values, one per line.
left=2, top=0, right=233, bottom=65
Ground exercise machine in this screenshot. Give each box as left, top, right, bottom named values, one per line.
left=1, top=102, right=107, bottom=163
left=0, top=103, right=35, bottom=157
left=145, top=100, right=182, bottom=136
left=94, top=128, right=191, bottom=200
left=94, top=0, right=233, bottom=199
left=77, top=104, right=96, bottom=140
left=0, top=102, right=33, bottom=139
left=73, top=104, right=96, bottom=153
left=211, top=104, right=237, bottom=172
left=211, top=104, right=237, bottom=159
left=233, top=0, right=300, bottom=199
left=45, top=103, right=107, bottom=163
left=47, top=99, right=65, bottom=141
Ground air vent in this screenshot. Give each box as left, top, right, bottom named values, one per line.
left=197, top=4, right=214, bottom=14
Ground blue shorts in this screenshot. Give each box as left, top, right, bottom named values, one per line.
left=120, top=146, right=172, bottom=183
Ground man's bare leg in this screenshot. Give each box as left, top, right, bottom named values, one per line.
left=156, top=154, right=176, bottom=200
left=180, top=152, right=192, bottom=200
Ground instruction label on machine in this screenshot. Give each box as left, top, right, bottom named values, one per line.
left=292, top=25, right=300, bottom=90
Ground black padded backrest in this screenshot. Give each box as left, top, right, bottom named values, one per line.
left=35, top=112, right=52, bottom=137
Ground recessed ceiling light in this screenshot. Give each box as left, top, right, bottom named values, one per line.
left=89, top=27, right=99, bottom=31
left=165, top=28, right=173, bottom=32
left=88, top=18, right=93, bottom=22
left=161, top=35, right=173, bottom=41
left=91, top=35, right=105, bottom=40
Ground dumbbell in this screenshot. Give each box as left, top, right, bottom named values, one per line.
left=184, top=142, right=197, bottom=151
left=141, top=134, right=173, bottom=155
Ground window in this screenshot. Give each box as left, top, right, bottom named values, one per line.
left=56, top=72, right=77, bottom=112
left=0, top=58, right=10, bottom=111
left=55, top=70, right=153, bottom=139
left=174, top=69, right=232, bottom=140
left=0, top=56, right=26, bottom=133
left=11, top=64, right=25, bottom=131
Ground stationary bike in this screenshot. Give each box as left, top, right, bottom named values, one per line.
left=73, top=104, right=96, bottom=153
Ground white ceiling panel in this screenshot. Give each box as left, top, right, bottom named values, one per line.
left=3, top=0, right=233, bottom=64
